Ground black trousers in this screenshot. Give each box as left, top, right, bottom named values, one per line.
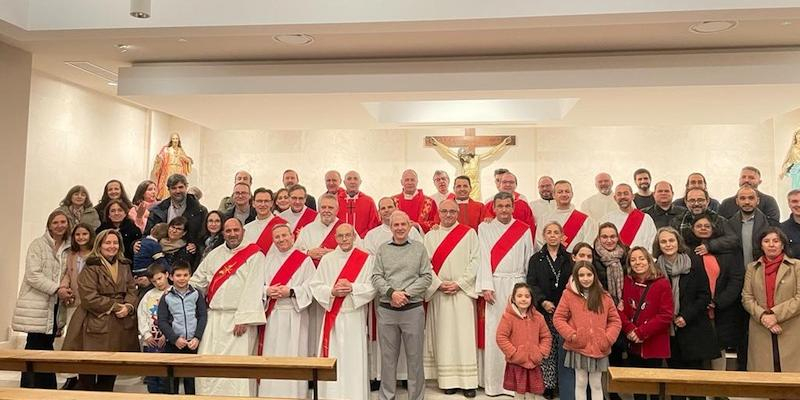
left=165, top=343, right=196, bottom=394
left=627, top=354, right=664, bottom=400
left=20, top=303, right=58, bottom=389
left=76, top=374, right=117, bottom=391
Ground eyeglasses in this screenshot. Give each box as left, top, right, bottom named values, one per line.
left=686, top=199, right=707, bottom=205
left=169, top=226, right=185, bottom=231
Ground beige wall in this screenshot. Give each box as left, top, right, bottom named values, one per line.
left=0, top=42, right=31, bottom=340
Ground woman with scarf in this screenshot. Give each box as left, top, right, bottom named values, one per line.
left=528, top=222, right=573, bottom=400
left=653, top=226, right=718, bottom=400
left=594, top=223, right=627, bottom=307
left=742, top=227, right=800, bottom=372
left=684, top=215, right=747, bottom=371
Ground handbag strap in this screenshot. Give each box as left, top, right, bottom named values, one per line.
left=631, top=282, right=653, bottom=325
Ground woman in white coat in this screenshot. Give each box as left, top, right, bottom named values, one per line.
left=12, top=210, right=72, bottom=389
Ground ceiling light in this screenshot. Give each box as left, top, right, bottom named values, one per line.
left=273, top=34, right=314, bottom=45
left=130, top=0, right=151, bottom=19
left=689, top=20, right=737, bottom=34
left=107, top=82, right=118, bottom=86
left=177, top=38, right=188, bottom=43
left=782, top=21, right=793, bottom=26
left=116, top=44, right=131, bottom=53
left=64, top=61, right=118, bottom=84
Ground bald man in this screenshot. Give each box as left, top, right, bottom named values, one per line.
left=392, top=169, right=439, bottom=233
left=580, top=172, right=618, bottom=222
left=339, top=170, right=380, bottom=238
left=600, top=183, right=657, bottom=249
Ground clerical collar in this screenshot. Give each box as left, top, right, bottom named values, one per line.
left=389, top=240, right=410, bottom=246
left=292, top=207, right=305, bottom=215
left=455, top=198, right=469, bottom=204
left=346, top=191, right=359, bottom=199
left=403, top=190, right=418, bottom=200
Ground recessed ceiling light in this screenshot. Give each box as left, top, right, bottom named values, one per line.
left=177, top=38, right=188, bottom=43
left=107, top=82, right=118, bottom=86
left=130, top=0, right=151, bottom=18
left=782, top=21, right=793, bottom=26
left=116, top=44, right=131, bottom=53
left=273, top=34, right=314, bottom=45
left=689, top=20, right=738, bottom=34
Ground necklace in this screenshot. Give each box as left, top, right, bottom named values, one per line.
left=545, top=250, right=561, bottom=288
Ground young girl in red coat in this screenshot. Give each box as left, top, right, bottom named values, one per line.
left=496, top=282, right=553, bottom=399
left=554, top=261, right=622, bottom=400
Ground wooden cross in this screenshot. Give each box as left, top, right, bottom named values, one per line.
left=424, top=128, right=515, bottom=153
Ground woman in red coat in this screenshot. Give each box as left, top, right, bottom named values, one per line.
left=619, top=246, right=674, bottom=400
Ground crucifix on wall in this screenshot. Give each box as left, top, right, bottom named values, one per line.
left=425, top=128, right=515, bottom=200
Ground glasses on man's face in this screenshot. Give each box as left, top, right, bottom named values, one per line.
left=335, top=233, right=355, bottom=239
left=686, top=199, right=707, bottom=205
left=234, top=192, right=249, bottom=197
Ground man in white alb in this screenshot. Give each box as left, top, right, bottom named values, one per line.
left=475, top=192, right=536, bottom=396
left=309, top=223, right=376, bottom=400
left=536, top=180, right=596, bottom=251
left=476, top=192, right=535, bottom=397
left=189, top=218, right=266, bottom=396
left=580, top=172, right=617, bottom=222
left=279, top=184, right=318, bottom=238
left=423, top=199, right=479, bottom=398
left=243, top=187, right=285, bottom=254
left=530, top=175, right=555, bottom=223
left=258, top=224, right=316, bottom=398
left=601, top=183, right=657, bottom=249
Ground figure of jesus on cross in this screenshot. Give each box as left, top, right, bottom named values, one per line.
left=426, top=128, right=515, bottom=200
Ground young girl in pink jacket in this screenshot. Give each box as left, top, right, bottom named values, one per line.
left=496, top=282, right=553, bottom=399
left=554, top=261, right=622, bottom=400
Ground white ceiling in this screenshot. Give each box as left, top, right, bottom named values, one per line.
left=2, top=2, right=800, bottom=129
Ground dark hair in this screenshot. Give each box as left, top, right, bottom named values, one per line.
left=60, top=185, right=94, bottom=208
left=203, top=211, right=224, bottom=237
left=454, top=175, right=471, bottom=186
left=97, top=180, right=133, bottom=211
left=511, top=282, right=532, bottom=305
left=151, top=222, right=169, bottom=240
left=493, top=191, right=514, bottom=205
left=571, top=242, right=594, bottom=259
left=684, top=172, right=707, bottom=188
left=494, top=168, right=510, bottom=177
left=132, top=180, right=156, bottom=205
left=166, top=133, right=183, bottom=148
left=595, top=222, right=628, bottom=253
left=104, top=199, right=131, bottom=223
left=167, top=174, right=188, bottom=189
left=572, top=261, right=604, bottom=313
left=553, top=180, right=572, bottom=189
left=169, top=216, right=188, bottom=228
left=652, top=227, right=689, bottom=259
left=273, top=188, right=290, bottom=213
left=757, top=227, right=789, bottom=252
left=171, top=259, right=191, bottom=274
left=146, top=263, right=168, bottom=278
left=253, top=187, right=273, bottom=199
left=70, top=222, right=96, bottom=253
left=287, top=184, right=307, bottom=196
left=633, top=168, right=651, bottom=180
left=684, top=187, right=709, bottom=201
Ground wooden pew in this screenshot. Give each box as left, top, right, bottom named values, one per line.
left=0, top=387, right=287, bottom=399
left=0, top=350, right=336, bottom=400
left=609, top=367, right=800, bottom=399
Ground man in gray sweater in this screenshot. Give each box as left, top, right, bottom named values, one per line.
left=372, top=210, right=432, bottom=400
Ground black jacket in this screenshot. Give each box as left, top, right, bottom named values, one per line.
left=703, top=251, right=747, bottom=349
left=718, top=190, right=780, bottom=226
left=222, top=205, right=257, bottom=225
left=527, top=246, right=573, bottom=313
left=642, top=203, right=687, bottom=229
left=726, top=208, right=777, bottom=261
left=96, top=218, right=142, bottom=261
left=670, top=254, right=719, bottom=361
left=144, top=194, right=206, bottom=247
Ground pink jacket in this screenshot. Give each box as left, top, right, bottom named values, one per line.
left=553, top=281, right=622, bottom=358
left=496, top=299, right=552, bottom=369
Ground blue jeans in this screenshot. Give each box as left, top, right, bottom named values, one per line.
left=557, top=338, right=575, bottom=400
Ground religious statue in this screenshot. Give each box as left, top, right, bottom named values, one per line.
left=781, top=128, right=800, bottom=190
left=150, top=132, right=194, bottom=200
left=429, top=135, right=512, bottom=200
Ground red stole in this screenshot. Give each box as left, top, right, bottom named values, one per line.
left=478, top=219, right=529, bottom=348
left=393, top=190, right=438, bottom=232
left=257, top=249, right=309, bottom=356
left=312, top=219, right=345, bottom=266
left=320, top=248, right=370, bottom=357
left=619, top=209, right=645, bottom=247
left=254, top=216, right=287, bottom=254
left=206, top=243, right=261, bottom=305
left=292, top=208, right=318, bottom=238
left=484, top=199, right=536, bottom=237
left=430, top=224, right=471, bottom=275
left=561, top=210, right=588, bottom=248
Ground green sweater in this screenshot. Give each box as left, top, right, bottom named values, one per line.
left=371, top=240, right=432, bottom=304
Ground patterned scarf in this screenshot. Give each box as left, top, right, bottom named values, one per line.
left=595, top=243, right=626, bottom=305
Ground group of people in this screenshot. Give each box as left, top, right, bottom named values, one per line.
left=11, top=163, right=800, bottom=400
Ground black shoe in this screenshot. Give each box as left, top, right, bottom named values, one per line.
left=370, top=380, right=380, bottom=392
left=444, top=388, right=458, bottom=395
left=60, top=377, right=78, bottom=390
left=463, top=389, right=477, bottom=398
left=543, top=388, right=555, bottom=399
